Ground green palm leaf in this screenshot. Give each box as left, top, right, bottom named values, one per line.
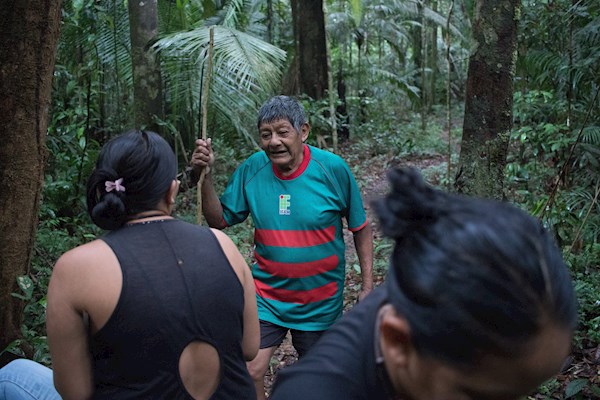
left=154, top=24, right=286, bottom=145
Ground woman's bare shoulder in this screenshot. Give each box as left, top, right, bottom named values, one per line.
left=54, top=239, right=116, bottom=276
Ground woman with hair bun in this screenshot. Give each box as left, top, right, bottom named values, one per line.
left=0, top=130, right=259, bottom=400
left=271, top=167, right=577, bottom=400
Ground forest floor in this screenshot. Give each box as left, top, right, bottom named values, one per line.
left=261, top=139, right=600, bottom=398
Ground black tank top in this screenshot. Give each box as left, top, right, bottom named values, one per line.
left=90, top=219, right=255, bottom=399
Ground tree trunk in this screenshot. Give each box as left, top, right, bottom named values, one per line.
left=128, top=0, right=163, bottom=131
left=411, top=23, right=423, bottom=97
left=288, top=0, right=328, bottom=100
left=0, top=0, right=62, bottom=353
left=455, top=0, right=520, bottom=199
left=267, top=0, right=273, bottom=43
left=419, top=1, right=427, bottom=130
left=337, top=62, right=350, bottom=142
left=429, top=0, right=438, bottom=108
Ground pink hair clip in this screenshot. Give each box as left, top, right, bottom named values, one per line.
left=105, top=178, right=126, bottom=193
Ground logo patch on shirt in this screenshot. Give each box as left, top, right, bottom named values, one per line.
left=279, top=194, right=291, bottom=215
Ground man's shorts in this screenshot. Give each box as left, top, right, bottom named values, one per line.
left=259, top=320, right=326, bottom=358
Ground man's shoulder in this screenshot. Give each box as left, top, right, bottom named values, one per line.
left=308, top=145, right=349, bottom=172
left=235, top=150, right=270, bottom=175
left=243, top=150, right=269, bottom=165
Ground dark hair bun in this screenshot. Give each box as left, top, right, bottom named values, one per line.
left=90, top=192, right=127, bottom=230
left=87, top=168, right=128, bottom=230
left=374, top=167, right=446, bottom=242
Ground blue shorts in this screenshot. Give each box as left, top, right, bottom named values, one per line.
left=259, top=320, right=326, bottom=358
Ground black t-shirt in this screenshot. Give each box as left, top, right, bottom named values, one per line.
left=271, top=287, right=393, bottom=400
left=91, top=219, right=254, bottom=400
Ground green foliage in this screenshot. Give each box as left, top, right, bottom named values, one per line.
left=2, top=208, right=99, bottom=363
left=8, top=4, right=598, bottom=399
left=534, top=375, right=600, bottom=400
left=570, top=245, right=600, bottom=347
left=298, top=95, right=336, bottom=147
left=373, top=239, right=393, bottom=273
left=57, top=0, right=133, bottom=132
left=537, top=378, right=561, bottom=397
left=513, top=90, right=567, bottom=125
left=154, top=14, right=287, bottom=149
left=518, top=0, right=600, bottom=100
left=347, top=97, right=456, bottom=160
left=564, top=378, right=600, bottom=399
left=508, top=86, right=599, bottom=248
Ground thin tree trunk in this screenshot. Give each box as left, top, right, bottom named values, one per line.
left=455, top=0, right=521, bottom=199
left=567, top=0, right=575, bottom=127
left=429, top=0, right=438, bottom=108
left=446, top=0, right=454, bottom=189
left=337, top=61, right=350, bottom=142
left=267, top=0, right=273, bottom=43
left=324, top=2, right=337, bottom=152
left=0, top=0, right=62, bottom=355
left=419, top=1, right=427, bottom=131
left=128, top=0, right=163, bottom=131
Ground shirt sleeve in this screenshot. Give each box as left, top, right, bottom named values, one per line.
left=220, top=163, right=251, bottom=226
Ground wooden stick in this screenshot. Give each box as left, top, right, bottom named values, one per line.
left=197, top=27, right=214, bottom=225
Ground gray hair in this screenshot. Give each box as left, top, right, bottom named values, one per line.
left=257, top=96, right=308, bottom=132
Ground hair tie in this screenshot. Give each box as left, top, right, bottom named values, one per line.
left=105, top=178, right=126, bottom=193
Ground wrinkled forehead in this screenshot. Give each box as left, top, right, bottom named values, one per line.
left=258, top=118, right=294, bottom=130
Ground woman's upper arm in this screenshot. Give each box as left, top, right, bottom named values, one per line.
left=212, top=229, right=260, bottom=360
left=46, top=250, right=94, bottom=400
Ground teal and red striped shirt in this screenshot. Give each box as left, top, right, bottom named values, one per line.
left=221, top=145, right=368, bottom=330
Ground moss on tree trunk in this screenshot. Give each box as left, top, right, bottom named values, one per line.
left=287, top=0, right=328, bottom=99
left=128, top=0, right=163, bottom=132
left=456, top=0, right=521, bottom=199
left=0, top=0, right=62, bottom=353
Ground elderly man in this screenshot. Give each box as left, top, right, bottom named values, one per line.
left=190, top=95, right=373, bottom=400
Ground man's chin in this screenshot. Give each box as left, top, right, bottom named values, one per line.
left=268, top=154, right=290, bottom=163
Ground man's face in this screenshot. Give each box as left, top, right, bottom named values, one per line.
left=259, top=118, right=309, bottom=176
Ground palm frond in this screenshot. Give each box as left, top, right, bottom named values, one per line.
left=372, top=67, right=421, bottom=102
left=154, top=25, right=286, bottom=144
left=582, top=125, right=600, bottom=145
left=220, top=0, right=246, bottom=29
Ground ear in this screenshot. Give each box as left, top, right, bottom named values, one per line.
left=300, top=122, right=310, bottom=142
left=379, top=306, right=413, bottom=370
left=166, top=179, right=180, bottom=205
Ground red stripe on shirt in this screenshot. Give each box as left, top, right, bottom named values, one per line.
left=255, top=225, right=336, bottom=247
left=255, top=252, right=339, bottom=278
left=254, top=280, right=338, bottom=304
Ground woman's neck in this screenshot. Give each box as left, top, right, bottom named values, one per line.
left=127, top=210, right=172, bottom=224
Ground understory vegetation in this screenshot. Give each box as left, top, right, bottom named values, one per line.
left=2, top=0, right=599, bottom=398
left=8, top=98, right=600, bottom=398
